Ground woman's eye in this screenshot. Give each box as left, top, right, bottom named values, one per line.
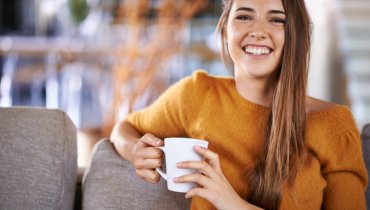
left=271, top=18, right=285, bottom=24
left=236, top=15, right=252, bottom=21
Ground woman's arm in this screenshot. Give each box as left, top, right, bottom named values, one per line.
left=110, top=121, right=142, bottom=163
left=110, top=121, right=164, bottom=183
left=321, top=130, right=368, bottom=209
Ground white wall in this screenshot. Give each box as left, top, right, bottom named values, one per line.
left=306, top=0, right=340, bottom=102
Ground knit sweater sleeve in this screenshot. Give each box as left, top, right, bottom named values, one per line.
left=125, top=71, right=207, bottom=139
left=318, top=111, right=368, bottom=209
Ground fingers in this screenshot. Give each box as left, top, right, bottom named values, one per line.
left=177, top=160, right=218, bottom=181
left=134, top=151, right=163, bottom=183
left=133, top=134, right=164, bottom=183
left=136, top=147, right=163, bottom=159
left=134, top=156, right=163, bottom=169
left=138, top=133, right=164, bottom=147
left=185, top=187, right=208, bottom=199
left=173, top=171, right=216, bottom=201
left=136, top=169, right=161, bottom=183
left=133, top=134, right=164, bottom=168
left=194, top=146, right=221, bottom=170
left=174, top=173, right=212, bottom=188
left=177, top=147, right=221, bottom=173
left=177, top=160, right=210, bottom=172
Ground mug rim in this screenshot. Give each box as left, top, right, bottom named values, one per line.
left=163, top=137, right=208, bottom=145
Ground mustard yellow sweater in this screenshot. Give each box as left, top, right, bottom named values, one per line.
left=126, top=70, right=368, bottom=210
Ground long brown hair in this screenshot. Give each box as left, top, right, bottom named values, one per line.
left=216, top=0, right=311, bottom=209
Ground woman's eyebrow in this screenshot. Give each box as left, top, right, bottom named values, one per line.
left=235, top=7, right=254, bottom=12
left=269, top=10, right=286, bottom=15
left=235, top=7, right=286, bottom=15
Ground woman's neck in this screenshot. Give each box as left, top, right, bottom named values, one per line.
left=235, top=76, right=274, bottom=108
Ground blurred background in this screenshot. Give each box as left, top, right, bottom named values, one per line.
left=0, top=0, right=369, bottom=168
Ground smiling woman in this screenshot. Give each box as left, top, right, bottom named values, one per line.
left=110, top=0, right=368, bottom=210
left=224, top=1, right=286, bottom=81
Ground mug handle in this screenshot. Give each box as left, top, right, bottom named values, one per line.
left=155, top=146, right=167, bottom=180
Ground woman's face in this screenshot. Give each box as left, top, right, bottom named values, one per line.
left=226, top=0, right=285, bottom=80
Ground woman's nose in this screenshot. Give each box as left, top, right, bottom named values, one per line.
left=248, top=21, right=268, bottom=40
left=249, top=31, right=267, bottom=39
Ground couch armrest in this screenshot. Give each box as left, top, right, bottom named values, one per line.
left=0, top=107, right=77, bottom=210
left=82, top=139, right=190, bottom=210
left=362, top=123, right=370, bottom=207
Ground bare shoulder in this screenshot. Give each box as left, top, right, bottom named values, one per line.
left=306, top=97, right=337, bottom=113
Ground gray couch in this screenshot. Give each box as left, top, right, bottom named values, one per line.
left=82, top=139, right=191, bottom=210
left=0, top=107, right=369, bottom=210
left=0, top=107, right=77, bottom=210
left=362, top=123, right=370, bottom=207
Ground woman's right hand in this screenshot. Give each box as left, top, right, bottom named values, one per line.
left=132, top=133, right=164, bottom=183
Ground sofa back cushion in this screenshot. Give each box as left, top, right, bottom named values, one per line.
left=82, top=139, right=191, bottom=210
left=0, top=107, right=77, bottom=210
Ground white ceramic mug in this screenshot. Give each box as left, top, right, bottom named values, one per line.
left=156, top=137, right=209, bottom=193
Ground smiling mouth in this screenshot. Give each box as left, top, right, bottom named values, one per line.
left=243, top=45, right=273, bottom=56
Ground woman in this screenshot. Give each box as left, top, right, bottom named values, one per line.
left=110, top=0, right=368, bottom=209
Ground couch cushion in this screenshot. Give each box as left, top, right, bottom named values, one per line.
left=82, top=139, right=191, bottom=210
left=362, top=123, right=370, bottom=207
left=0, top=107, right=77, bottom=210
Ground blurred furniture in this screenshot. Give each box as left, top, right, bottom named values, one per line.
left=0, top=36, right=115, bottom=56
left=82, top=123, right=370, bottom=210
left=0, top=36, right=113, bottom=138
left=0, top=107, right=77, bottom=210
left=362, top=123, right=370, bottom=207
left=0, top=53, right=49, bottom=107
left=0, top=36, right=114, bottom=110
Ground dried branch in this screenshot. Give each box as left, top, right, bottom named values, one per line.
left=103, top=0, right=208, bottom=134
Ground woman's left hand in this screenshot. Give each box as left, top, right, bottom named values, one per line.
left=173, top=146, right=254, bottom=210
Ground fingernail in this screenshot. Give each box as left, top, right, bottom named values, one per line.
left=156, top=140, right=162, bottom=145
left=176, top=162, right=183, bottom=167
left=185, top=194, right=189, bottom=199
left=173, top=177, right=179, bottom=182
left=194, top=145, right=203, bottom=150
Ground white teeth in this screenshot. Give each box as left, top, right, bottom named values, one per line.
left=244, top=46, right=271, bottom=55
